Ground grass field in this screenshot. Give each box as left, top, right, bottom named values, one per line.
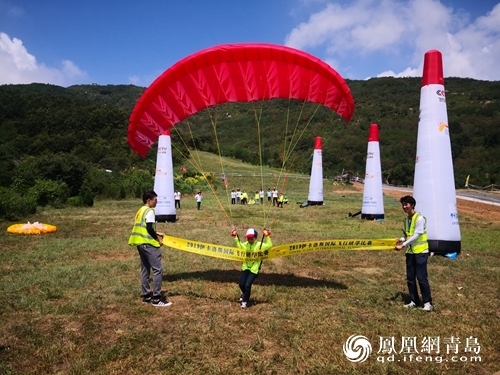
left=1, top=156, right=499, bottom=375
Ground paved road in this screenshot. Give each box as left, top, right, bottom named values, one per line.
left=383, top=185, right=500, bottom=207
left=455, top=190, right=500, bottom=206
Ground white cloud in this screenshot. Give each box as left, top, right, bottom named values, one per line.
left=286, top=0, right=500, bottom=80
left=128, top=75, right=140, bottom=85
left=377, top=67, right=419, bottom=78
left=0, top=32, right=87, bottom=86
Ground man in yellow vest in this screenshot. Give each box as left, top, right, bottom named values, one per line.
left=128, top=190, right=172, bottom=307
left=395, top=195, right=433, bottom=312
left=231, top=227, right=272, bottom=309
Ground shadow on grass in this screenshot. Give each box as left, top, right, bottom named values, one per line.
left=387, top=291, right=412, bottom=304
left=164, top=269, right=348, bottom=289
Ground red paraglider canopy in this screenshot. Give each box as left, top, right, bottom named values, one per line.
left=128, top=43, right=355, bottom=157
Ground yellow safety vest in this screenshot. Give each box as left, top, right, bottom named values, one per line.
left=235, top=237, right=273, bottom=274
left=128, top=206, right=160, bottom=247
left=403, top=213, right=429, bottom=254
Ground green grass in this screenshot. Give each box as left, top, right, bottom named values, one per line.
left=1, top=157, right=499, bottom=374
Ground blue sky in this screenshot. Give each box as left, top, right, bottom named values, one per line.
left=1, top=0, right=499, bottom=87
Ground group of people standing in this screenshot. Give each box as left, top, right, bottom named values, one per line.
left=129, top=190, right=433, bottom=312
left=230, top=187, right=286, bottom=207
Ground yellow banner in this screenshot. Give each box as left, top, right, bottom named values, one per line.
left=162, top=236, right=396, bottom=262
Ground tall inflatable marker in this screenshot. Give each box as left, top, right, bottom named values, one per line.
left=361, top=124, right=384, bottom=220
left=413, top=50, right=461, bottom=254
left=307, top=136, right=324, bottom=206
left=154, top=129, right=176, bottom=223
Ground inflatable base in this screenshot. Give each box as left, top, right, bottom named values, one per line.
left=307, top=200, right=323, bottom=206
left=156, top=214, right=177, bottom=223
left=361, top=213, right=385, bottom=220
left=428, top=239, right=461, bottom=255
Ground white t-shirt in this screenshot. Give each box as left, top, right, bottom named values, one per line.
left=174, top=191, right=181, bottom=200
left=145, top=208, right=156, bottom=223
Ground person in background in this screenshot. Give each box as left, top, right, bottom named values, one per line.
left=241, top=190, right=248, bottom=205
left=254, top=191, right=260, bottom=204
left=259, top=188, right=264, bottom=204
left=236, top=188, right=242, bottom=204
left=267, top=188, right=272, bottom=203
left=232, top=227, right=272, bottom=309
left=395, top=195, right=433, bottom=312
left=278, top=192, right=285, bottom=208
left=195, top=191, right=203, bottom=210
left=128, top=190, right=172, bottom=307
left=272, top=187, right=278, bottom=206
left=174, top=190, right=181, bottom=209
left=231, top=189, right=236, bottom=205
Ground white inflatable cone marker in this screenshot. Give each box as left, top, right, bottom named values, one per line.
left=361, top=124, right=384, bottom=220
left=153, top=129, right=177, bottom=223
left=413, top=50, right=461, bottom=254
left=307, top=137, right=323, bottom=205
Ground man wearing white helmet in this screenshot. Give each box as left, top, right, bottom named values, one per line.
left=231, top=227, right=272, bottom=308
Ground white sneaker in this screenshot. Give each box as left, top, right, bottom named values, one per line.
left=423, top=302, right=433, bottom=312
left=241, top=302, right=247, bottom=309
left=404, top=301, right=417, bottom=308
left=152, top=299, right=172, bottom=307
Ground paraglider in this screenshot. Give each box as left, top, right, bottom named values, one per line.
left=7, top=222, right=57, bottom=235
left=128, top=43, right=355, bottom=157
left=124, top=43, right=393, bottom=259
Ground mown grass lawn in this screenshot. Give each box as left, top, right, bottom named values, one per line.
left=1, top=171, right=499, bottom=374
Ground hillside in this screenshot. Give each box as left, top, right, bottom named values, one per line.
left=0, top=77, right=499, bottom=194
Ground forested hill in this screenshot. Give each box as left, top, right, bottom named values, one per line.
left=0, top=77, right=499, bottom=194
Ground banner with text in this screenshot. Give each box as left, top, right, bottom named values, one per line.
left=162, top=236, right=396, bottom=262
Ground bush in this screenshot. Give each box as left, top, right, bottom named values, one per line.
left=79, top=186, right=94, bottom=207
left=0, top=187, right=37, bottom=221
left=123, top=169, right=154, bottom=198
left=12, top=154, right=89, bottom=196
left=67, top=196, right=84, bottom=207
left=27, top=179, right=69, bottom=208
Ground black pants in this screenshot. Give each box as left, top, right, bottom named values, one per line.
left=406, top=253, right=432, bottom=305
left=175, top=200, right=180, bottom=209
left=239, top=270, right=258, bottom=303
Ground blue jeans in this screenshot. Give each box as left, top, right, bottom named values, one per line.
left=137, top=244, right=163, bottom=298
left=406, top=253, right=432, bottom=305
left=239, top=270, right=258, bottom=303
